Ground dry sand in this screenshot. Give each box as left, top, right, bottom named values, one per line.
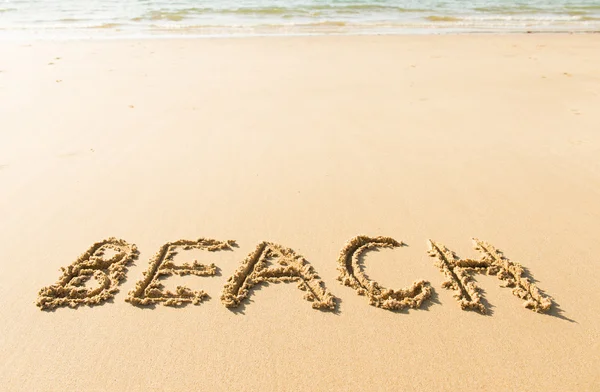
left=1, top=35, right=599, bottom=391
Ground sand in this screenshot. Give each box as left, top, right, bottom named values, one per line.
left=126, top=238, right=236, bottom=307
left=221, top=241, right=336, bottom=310
left=1, top=34, right=599, bottom=391
left=428, top=238, right=552, bottom=314
left=36, top=238, right=139, bottom=310
left=337, top=235, right=433, bottom=310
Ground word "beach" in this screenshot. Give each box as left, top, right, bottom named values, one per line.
left=36, top=235, right=553, bottom=314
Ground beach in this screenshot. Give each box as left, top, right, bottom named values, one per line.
left=1, top=0, right=600, bottom=37
left=1, top=35, right=599, bottom=391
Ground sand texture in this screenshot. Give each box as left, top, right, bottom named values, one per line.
left=221, top=241, right=336, bottom=310
left=1, top=35, right=600, bottom=391
left=428, top=238, right=552, bottom=313
left=36, top=238, right=138, bottom=310
left=337, top=235, right=432, bottom=310
left=126, top=238, right=236, bottom=306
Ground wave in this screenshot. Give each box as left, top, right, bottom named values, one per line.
left=288, top=21, right=348, bottom=27
left=298, top=4, right=429, bottom=13
left=564, top=5, right=600, bottom=11
left=132, top=7, right=291, bottom=21
left=473, top=5, right=545, bottom=14
left=149, top=20, right=350, bottom=30
left=142, top=19, right=600, bottom=35
left=426, top=16, right=462, bottom=22
left=58, top=18, right=86, bottom=22
left=462, top=14, right=585, bottom=21
left=88, top=23, right=122, bottom=29
left=473, top=5, right=600, bottom=18
left=132, top=10, right=188, bottom=22
left=566, top=10, right=589, bottom=16
left=130, top=5, right=430, bottom=22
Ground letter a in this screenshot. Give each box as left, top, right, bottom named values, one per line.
left=428, top=238, right=552, bottom=314
left=126, top=238, right=235, bottom=307
left=221, top=242, right=336, bottom=310
left=337, top=235, right=432, bottom=311
left=36, top=238, right=138, bottom=310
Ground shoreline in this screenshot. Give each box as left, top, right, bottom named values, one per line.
left=2, top=29, right=600, bottom=43
left=3, top=0, right=599, bottom=42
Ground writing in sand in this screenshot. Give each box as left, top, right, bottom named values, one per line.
left=36, top=235, right=553, bottom=314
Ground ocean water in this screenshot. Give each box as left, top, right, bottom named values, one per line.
left=1, top=0, right=599, bottom=38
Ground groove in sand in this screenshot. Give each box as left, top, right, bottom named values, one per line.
left=36, top=237, right=139, bottom=310
left=221, top=242, right=336, bottom=310
left=126, top=238, right=235, bottom=307
left=337, top=235, right=432, bottom=311
left=427, top=240, right=486, bottom=313
left=428, top=238, right=552, bottom=313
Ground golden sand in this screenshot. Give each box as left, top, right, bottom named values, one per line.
left=428, top=238, right=552, bottom=314
left=36, top=238, right=138, bottom=310
left=221, top=241, right=336, bottom=310
left=2, top=35, right=599, bottom=391
left=126, top=238, right=236, bottom=306
left=35, top=235, right=551, bottom=314
left=337, top=235, right=432, bottom=310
